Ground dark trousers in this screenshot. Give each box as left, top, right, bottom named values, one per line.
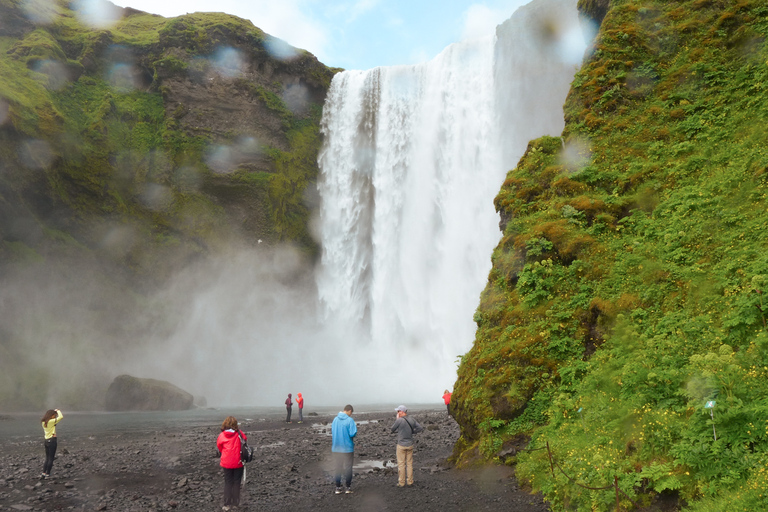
left=286, top=406, right=292, bottom=422
left=222, top=467, right=244, bottom=506
left=43, top=437, right=57, bottom=475
left=446, top=403, right=451, bottom=416
left=333, top=451, right=354, bottom=488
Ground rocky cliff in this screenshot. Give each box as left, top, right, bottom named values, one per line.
left=453, top=0, right=768, bottom=509
left=0, top=0, right=335, bottom=410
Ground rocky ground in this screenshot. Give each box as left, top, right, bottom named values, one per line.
left=0, top=410, right=550, bottom=511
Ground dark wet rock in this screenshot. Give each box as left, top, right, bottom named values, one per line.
left=105, top=375, right=194, bottom=411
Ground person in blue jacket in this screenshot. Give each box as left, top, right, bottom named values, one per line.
left=331, top=404, right=357, bottom=494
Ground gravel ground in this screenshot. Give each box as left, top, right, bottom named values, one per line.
left=0, top=409, right=550, bottom=511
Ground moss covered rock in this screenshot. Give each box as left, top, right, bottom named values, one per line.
left=454, top=0, right=768, bottom=508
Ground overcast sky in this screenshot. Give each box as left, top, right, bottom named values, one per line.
left=108, top=0, right=533, bottom=70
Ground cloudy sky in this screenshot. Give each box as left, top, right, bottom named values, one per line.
left=109, top=0, right=533, bottom=70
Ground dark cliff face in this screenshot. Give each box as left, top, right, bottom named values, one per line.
left=577, top=0, right=610, bottom=26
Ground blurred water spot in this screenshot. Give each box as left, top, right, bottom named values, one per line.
left=235, top=136, right=260, bottom=156
left=205, top=145, right=235, bottom=174
left=33, top=60, right=70, bottom=90
left=72, top=0, right=122, bottom=28
left=0, top=100, right=9, bottom=126
left=283, top=83, right=309, bottom=115
left=560, top=137, right=591, bottom=173
left=265, top=37, right=298, bottom=61
left=101, top=225, right=136, bottom=255
left=22, top=0, right=58, bottom=25
left=107, top=63, right=137, bottom=92
left=139, top=183, right=173, bottom=211
left=557, top=22, right=588, bottom=65
left=533, top=13, right=586, bottom=66
left=19, top=139, right=54, bottom=169
left=212, top=47, right=244, bottom=78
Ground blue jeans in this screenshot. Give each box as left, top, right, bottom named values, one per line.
left=333, top=451, right=354, bottom=488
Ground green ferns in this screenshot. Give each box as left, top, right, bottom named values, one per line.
left=454, top=0, right=768, bottom=509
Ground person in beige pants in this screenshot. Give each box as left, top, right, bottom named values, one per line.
left=390, top=405, right=424, bottom=487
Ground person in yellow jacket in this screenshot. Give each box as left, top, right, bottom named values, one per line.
left=41, top=408, right=63, bottom=478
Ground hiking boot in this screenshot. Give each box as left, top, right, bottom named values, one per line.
left=335, top=487, right=343, bottom=494
left=345, top=488, right=354, bottom=494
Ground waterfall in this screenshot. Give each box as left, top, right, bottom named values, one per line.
left=315, top=0, right=584, bottom=396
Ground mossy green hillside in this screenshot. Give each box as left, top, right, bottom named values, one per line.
left=454, top=0, right=768, bottom=509
left=0, top=0, right=334, bottom=410
left=0, top=0, right=335, bottom=282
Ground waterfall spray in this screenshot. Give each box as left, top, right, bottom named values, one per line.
left=315, top=0, right=585, bottom=398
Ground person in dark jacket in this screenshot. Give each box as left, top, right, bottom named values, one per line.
left=390, top=405, right=423, bottom=487
left=216, top=416, right=247, bottom=510
left=285, top=393, right=293, bottom=423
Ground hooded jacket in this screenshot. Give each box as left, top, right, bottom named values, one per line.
left=331, top=411, right=357, bottom=453
left=217, top=429, right=247, bottom=469
left=296, top=393, right=304, bottom=409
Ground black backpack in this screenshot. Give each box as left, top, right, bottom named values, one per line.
left=238, top=431, right=254, bottom=463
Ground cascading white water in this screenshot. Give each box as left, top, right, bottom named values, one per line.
left=73, top=0, right=587, bottom=408
left=316, top=0, right=585, bottom=396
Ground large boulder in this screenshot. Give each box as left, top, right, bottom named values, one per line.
left=105, top=375, right=194, bottom=411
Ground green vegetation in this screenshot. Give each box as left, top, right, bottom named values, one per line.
left=0, top=0, right=332, bottom=274
left=454, top=0, right=768, bottom=509
left=157, top=12, right=265, bottom=54
left=0, top=0, right=333, bottom=410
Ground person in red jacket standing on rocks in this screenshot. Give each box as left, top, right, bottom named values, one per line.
left=442, top=389, right=453, bottom=416
left=296, top=393, right=304, bottom=423
left=216, top=416, right=247, bottom=511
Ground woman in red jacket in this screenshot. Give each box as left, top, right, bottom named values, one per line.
left=216, top=416, right=246, bottom=510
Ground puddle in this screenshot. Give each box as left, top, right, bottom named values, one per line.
left=312, top=423, right=332, bottom=436
left=259, top=441, right=286, bottom=449
left=354, top=459, right=388, bottom=472
left=313, top=419, right=379, bottom=436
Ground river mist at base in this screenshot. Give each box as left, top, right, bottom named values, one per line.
left=0, top=0, right=586, bottom=410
